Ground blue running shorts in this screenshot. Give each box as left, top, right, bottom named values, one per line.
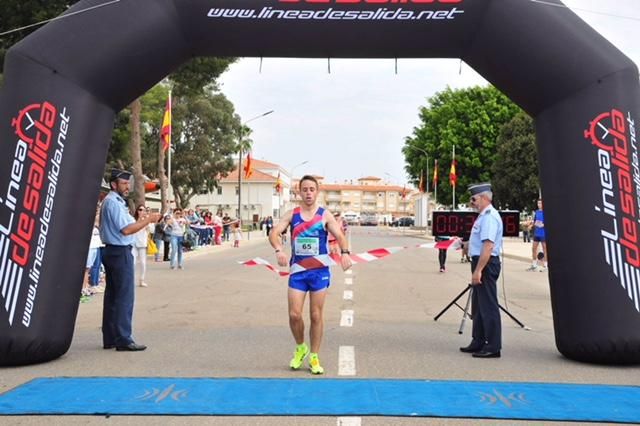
left=289, top=268, right=331, bottom=292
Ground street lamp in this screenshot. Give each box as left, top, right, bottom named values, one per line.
left=237, top=110, right=274, bottom=225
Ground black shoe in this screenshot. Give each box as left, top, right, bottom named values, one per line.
left=459, top=343, right=483, bottom=353
left=103, top=344, right=115, bottom=350
left=472, top=350, right=501, bottom=358
left=116, top=343, right=147, bottom=352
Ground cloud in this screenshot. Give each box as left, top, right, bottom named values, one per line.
left=219, top=0, right=640, bottom=185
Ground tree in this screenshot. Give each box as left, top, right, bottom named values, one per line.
left=170, top=91, right=241, bottom=208
left=403, top=86, right=522, bottom=206
left=130, top=98, right=145, bottom=208
left=491, top=112, right=539, bottom=212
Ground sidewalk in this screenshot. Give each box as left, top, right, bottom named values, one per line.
left=182, top=228, right=268, bottom=259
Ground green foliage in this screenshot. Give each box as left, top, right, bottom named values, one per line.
left=0, top=1, right=69, bottom=71
left=403, top=86, right=521, bottom=207
left=171, top=57, right=237, bottom=97
left=491, top=112, right=540, bottom=212
left=170, top=91, right=241, bottom=208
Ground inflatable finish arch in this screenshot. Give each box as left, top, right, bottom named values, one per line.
left=1, top=0, right=639, bottom=366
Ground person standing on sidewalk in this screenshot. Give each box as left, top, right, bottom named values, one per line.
left=100, top=169, right=160, bottom=352
left=460, top=183, right=503, bottom=359
left=269, top=175, right=352, bottom=375
left=528, top=199, right=547, bottom=271
left=166, top=209, right=187, bottom=269
left=132, top=205, right=154, bottom=287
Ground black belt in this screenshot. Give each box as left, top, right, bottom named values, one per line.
left=105, top=244, right=131, bottom=248
left=471, top=255, right=500, bottom=259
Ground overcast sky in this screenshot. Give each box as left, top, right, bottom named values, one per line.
left=218, top=0, right=640, bottom=186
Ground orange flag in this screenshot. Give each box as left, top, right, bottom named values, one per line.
left=160, top=93, right=171, bottom=152
left=433, top=160, right=438, bottom=188
left=275, top=172, right=283, bottom=193
left=449, top=159, right=457, bottom=187
left=244, top=152, right=253, bottom=179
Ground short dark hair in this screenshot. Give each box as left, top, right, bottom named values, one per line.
left=299, top=175, right=319, bottom=190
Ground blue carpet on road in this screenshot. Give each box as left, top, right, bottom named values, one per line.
left=1, top=377, right=639, bottom=422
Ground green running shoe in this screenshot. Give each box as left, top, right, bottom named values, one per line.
left=289, top=343, right=309, bottom=370
left=309, top=353, right=324, bottom=375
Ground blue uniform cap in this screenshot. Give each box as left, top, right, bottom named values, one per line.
left=110, top=168, right=132, bottom=182
left=468, top=182, right=492, bottom=196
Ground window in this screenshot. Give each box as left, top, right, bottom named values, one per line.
left=217, top=187, right=223, bottom=195
left=235, top=186, right=239, bottom=195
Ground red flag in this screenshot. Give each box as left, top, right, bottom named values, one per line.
left=401, top=185, right=407, bottom=200
left=418, top=170, right=425, bottom=193
left=449, top=159, right=457, bottom=187
left=275, top=172, right=283, bottom=193
left=433, top=160, right=438, bottom=188
left=244, top=152, right=253, bottom=179
left=160, top=94, right=171, bottom=152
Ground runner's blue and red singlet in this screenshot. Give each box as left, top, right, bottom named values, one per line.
left=290, top=206, right=328, bottom=273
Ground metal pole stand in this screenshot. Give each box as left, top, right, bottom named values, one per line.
left=434, top=284, right=527, bottom=333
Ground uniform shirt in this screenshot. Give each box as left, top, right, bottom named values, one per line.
left=533, top=209, right=545, bottom=238
left=290, top=206, right=328, bottom=273
left=100, top=191, right=135, bottom=246
left=469, top=204, right=503, bottom=257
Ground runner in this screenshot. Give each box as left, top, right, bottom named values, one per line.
left=269, top=175, right=352, bottom=374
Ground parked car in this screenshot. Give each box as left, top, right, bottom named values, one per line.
left=359, top=213, right=378, bottom=226
left=343, top=213, right=360, bottom=225
left=391, top=216, right=414, bottom=227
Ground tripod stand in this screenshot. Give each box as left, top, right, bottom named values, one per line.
left=434, top=284, right=527, bottom=334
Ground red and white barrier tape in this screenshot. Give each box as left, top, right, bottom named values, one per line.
left=239, top=238, right=462, bottom=277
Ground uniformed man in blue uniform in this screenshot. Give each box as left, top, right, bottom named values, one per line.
left=100, top=169, right=160, bottom=351
left=459, top=183, right=503, bottom=358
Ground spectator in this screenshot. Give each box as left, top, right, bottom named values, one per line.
left=233, top=222, right=242, bottom=248
left=152, top=220, right=165, bottom=262
left=166, top=209, right=187, bottom=270
left=213, top=212, right=223, bottom=245
left=132, top=205, right=154, bottom=287
left=222, top=213, right=232, bottom=241
left=266, top=216, right=274, bottom=236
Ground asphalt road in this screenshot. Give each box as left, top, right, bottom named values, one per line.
left=1, top=227, right=638, bottom=425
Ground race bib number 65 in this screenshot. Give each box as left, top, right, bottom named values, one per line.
left=295, top=237, right=320, bottom=256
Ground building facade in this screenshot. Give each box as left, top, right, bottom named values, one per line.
left=292, top=176, right=416, bottom=223
left=190, top=159, right=290, bottom=224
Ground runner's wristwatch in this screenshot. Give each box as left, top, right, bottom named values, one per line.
left=341, top=249, right=350, bottom=254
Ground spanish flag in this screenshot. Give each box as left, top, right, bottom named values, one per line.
left=160, top=93, right=171, bottom=152
left=433, top=159, right=438, bottom=188
left=418, top=170, right=425, bottom=193
left=244, top=152, right=253, bottom=179
left=275, top=172, right=283, bottom=193
left=449, top=159, right=457, bottom=187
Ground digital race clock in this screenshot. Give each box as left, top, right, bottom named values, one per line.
left=431, top=211, right=520, bottom=238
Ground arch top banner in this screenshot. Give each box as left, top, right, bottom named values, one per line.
left=1, top=0, right=640, bottom=366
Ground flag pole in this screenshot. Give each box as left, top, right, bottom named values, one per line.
left=167, top=90, right=172, bottom=209
left=247, top=156, right=251, bottom=241
left=452, top=145, right=456, bottom=210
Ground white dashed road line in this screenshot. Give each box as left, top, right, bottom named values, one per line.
left=338, top=346, right=356, bottom=376
left=340, top=309, right=354, bottom=327
left=343, top=290, right=353, bottom=300
left=345, top=277, right=354, bottom=285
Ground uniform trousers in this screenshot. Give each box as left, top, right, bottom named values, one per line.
left=470, top=256, right=502, bottom=352
left=102, top=245, right=135, bottom=347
